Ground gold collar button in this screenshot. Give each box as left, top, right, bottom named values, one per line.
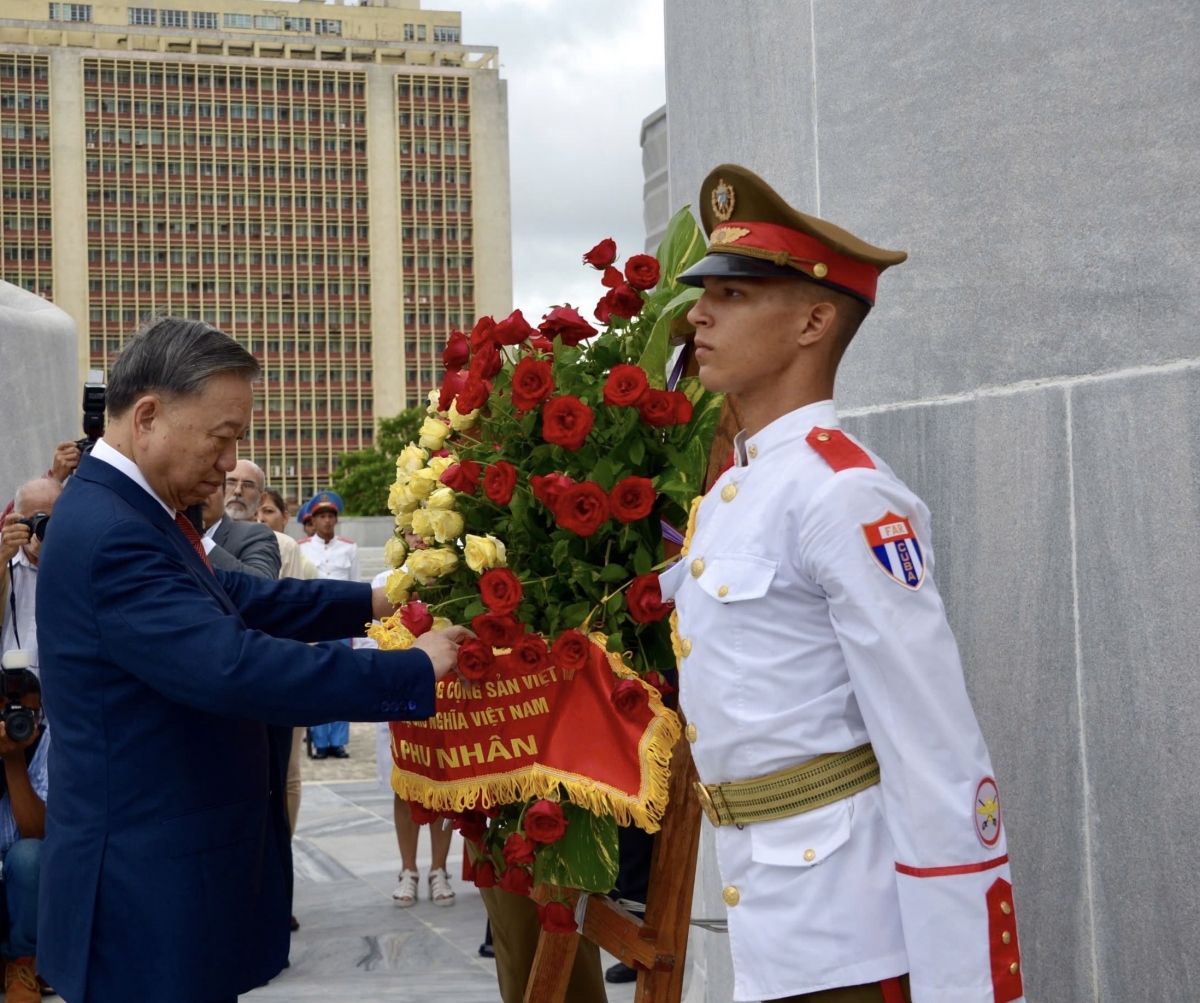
left=690, top=558, right=705, bottom=577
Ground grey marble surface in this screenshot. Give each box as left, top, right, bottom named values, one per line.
left=246, top=781, right=639, bottom=1003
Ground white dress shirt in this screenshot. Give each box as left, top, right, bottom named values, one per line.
left=297, top=533, right=359, bottom=582
left=661, top=400, right=1022, bottom=1003
left=2, top=549, right=40, bottom=675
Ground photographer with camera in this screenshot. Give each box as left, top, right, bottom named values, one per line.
left=0, top=479, right=62, bottom=679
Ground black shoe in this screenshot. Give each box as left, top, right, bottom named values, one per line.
left=605, top=961, right=638, bottom=984
left=330, top=746, right=350, bottom=759
left=311, top=749, right=329, bottom=760
left=478, top=942, right=494, bottom=959
left=290, top=914, right=300, bottom=931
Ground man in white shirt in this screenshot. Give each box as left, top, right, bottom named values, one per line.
left=0, top=478, right=62, bottom=677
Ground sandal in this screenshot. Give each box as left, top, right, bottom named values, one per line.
left=429, top=867, right=456, bottom=907
left=392, top=869, right=419, bottom=908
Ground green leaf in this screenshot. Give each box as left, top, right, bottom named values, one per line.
left=605, top=632, right=625, bottom=653
left=632, top=548, right=653, bottom=577
left=597, top=563, right=627, bottom=583
left=637, top=309, right=674, bottom=390
left=562, top=601, right=592, bottom=627
left=463, top=599, right=486, bottom=620
left=532, top=803, right=619, bottom=894
left=662, top=285, right=702, bottom=317
left=627, top=437, right=645, bottom=466
left=656, top=205, right=707, bottom=289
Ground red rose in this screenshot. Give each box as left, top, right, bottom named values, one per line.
left=539, top=306, right=597, bottom=347
left=637, top=388, right=676, bottom=427
left=541, top=396, right=595, bottom=451
left=471, top=612, right=524, bottom=649
left=510, top=357, right=555, bottom=412
left=601, top=283, right=645, bottom=321
left=498, top=864, right=533, bottom=896
left=456, top=378, right=490, bottom=413
left=608, top=475, right=656, bottom=523
left=442, top=330, right=470, bottom=370
left=470, top=315, right=497, bottom=351
left=438, top=368, right=466, bottom=412
left=457, top=638, right=496, bottom=680
left=530, top=473, right=574, bottom=510
left=612, top=678, right=649, bottom=719
left=408, top=800, right=440, bottom=825
left=502, top=832, right=538, bottom=866
left=440, top=459, right=481, bottom=495
left=399, top=600, right=434, bottom=637
left=671, top=391, right=693, bottom=424
left=454, top=809, right=489, bottom=842
left=483, top=461, right=518, bottom=505
left=644, top=670, right=675, bottom=696
left=509, top=633, right=549, bottom=675
left=626, top=573, right=672, bottom=624
left=529, top=334, right=555, bottom=354
left=474, top=861, right=497, bottom=888
left=524, top=799, right=568, bottom=844
left=582, top=238, right=617, bottom=269
left=462, top=851, right=478, bottom=883
left=550, top=630, right=591, bottom=673
left=493, top=308, right=535, bottom=347
left=470, top=342, right=503, bottom=382
left=537, top=901, right=578, bottom=934
left=601, top=265, right=623, bottom=290
left=594, top=295, right=613, bottom=326
left=554, top=481, right=610, bottom=538
left=624, top=254, right=661, bottom=291
left=603, top=364, right=649, bottom=407
left=479, top=568, right=523, bottom=614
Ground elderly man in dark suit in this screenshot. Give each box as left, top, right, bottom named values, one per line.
left=199, top=482, right=281, bottom=579
left=34, top=318, right=470, bottom=1003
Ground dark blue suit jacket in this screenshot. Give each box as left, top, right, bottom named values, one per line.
left=35, top=455, right=434, bottom=1002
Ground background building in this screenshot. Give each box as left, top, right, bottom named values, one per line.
left=0, top=0, right=511, bottom=504
left=661, top=2, right=1200, bottom=1001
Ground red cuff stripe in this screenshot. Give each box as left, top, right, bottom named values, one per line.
left=895, top=853, right=1008, bottom=878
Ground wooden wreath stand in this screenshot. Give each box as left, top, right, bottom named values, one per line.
left=524, top=728, right=703, bottom=1003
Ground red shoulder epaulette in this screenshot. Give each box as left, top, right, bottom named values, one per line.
left=806, top=427, right=875, bottom=472
left=297, top=537, right=312, bottom=544
left=338, top=536, right=355, bottom=544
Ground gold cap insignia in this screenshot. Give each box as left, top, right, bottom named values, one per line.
left=710, top=178, right=736, bottom=222
left=709, top=226, right=749, bottom=246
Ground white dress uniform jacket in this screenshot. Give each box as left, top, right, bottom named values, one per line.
left=297, top=534, right=360, bottom=582
left=660, top=399, right=1023, bottom=1003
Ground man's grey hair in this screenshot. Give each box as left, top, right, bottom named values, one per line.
left=106, top=317, right=260, bottom=418
left=14, top=477, right=61, bottom=515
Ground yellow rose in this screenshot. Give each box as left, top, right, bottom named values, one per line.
left=395, top=509, right=416, bottom=533
left=387, top=481, right=421, bottom=515
left=410, top=508, right=435, bottom=542
left=431, top=617, right=453, bottom=631
left=383, top=536, right=408, bottom=569
left=428, top=455, right=455, bottom=479
left=418, top=416, right=452, bottom=450
left=448, top=400, right=480, bottom=431
left=413, top=509, right=463, bottom=544
left=464, top=534, right=508, bottom=573
left=407, top=467, right=439, bottom=499
left=384, top=568, right=416, bottom=605
left=396, top=443, right=429, bottom=475
left=426, top=486, right=457, bottom=511
left=408, top=547, right=459, bottom=582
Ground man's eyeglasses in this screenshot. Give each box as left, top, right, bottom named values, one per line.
left=224, top=479, right=261, bottom=493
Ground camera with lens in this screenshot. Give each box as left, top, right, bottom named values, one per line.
left=13, top=511, right=49, bottom=542
left=75, top=372, right=107, bottom=457
left=0, top=651, right=37, bottom=745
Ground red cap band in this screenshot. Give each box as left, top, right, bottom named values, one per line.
left=708, top=220, right=882, bottom=304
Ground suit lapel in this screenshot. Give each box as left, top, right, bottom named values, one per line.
left=74, top=456, right=242, bottom=618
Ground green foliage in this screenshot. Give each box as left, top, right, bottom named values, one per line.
left=331, top=407, right=424, bottom=515
left=532, top=803, right=620, bottom=894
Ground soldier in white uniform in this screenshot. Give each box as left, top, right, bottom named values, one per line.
left=298, top=490, right=358, bottom=758
left=659, top=166, right=1023, bottom=1003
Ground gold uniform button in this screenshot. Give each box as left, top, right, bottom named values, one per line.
left=720, top=483, right=738, bottom=502
left=813, top=263, right=828, bottom=278
left=722, top=885, right=740, bottom=907
left=816, top=432, right=831, bottom=442
left=803, top=848, right=816, bottom=862
left=1002, top=931, right=1011, bottom=945
left=748, top=445, right=758, bottom=459
left=690, top=558, right=705, bottom=577
left=1009, top=962, right=1019, bottom=976
left=685, top=723, right=698, bottom=743
left=680, top=638, right=692, bottom=658
left=717, top=585, right=729, bottom=598
left=1000, top=901, right=1011, bottom=915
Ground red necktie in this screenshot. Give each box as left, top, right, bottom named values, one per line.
left=174, top=512, right=214, bottom=573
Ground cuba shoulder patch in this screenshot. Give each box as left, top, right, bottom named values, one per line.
left=862, top=511, right=925, bottom=590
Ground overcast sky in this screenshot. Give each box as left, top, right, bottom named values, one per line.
left=453, top=0, right=666, bottom=323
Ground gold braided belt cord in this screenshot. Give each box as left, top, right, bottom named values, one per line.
left=694, top=743, right=880, bottom=827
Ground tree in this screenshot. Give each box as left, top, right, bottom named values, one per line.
left=331, top=407, right=425, bottom=516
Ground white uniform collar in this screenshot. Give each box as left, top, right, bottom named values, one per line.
left=733, top=399, right=840, bottom=467
left=90, top=438, right=176, bottom=517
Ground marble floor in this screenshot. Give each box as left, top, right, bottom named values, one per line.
left=245, top=780, right=641, bottom=1003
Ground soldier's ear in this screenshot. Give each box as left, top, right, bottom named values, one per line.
left=796, top=301, right=838, bottom=348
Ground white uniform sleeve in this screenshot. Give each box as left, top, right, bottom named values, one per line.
left=349, top=544, right=361, bottom=583
left=799, top=469, right=1024, bottom=1003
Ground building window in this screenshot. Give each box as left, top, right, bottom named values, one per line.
left=284, top=16, right=309, bottom=31
left=253, top=14, right=280, bottom=29
left=193, top=10, right=216, bottom=28
left=161, top=9, right=187, bottom=27
left=404, top=23, right=414, bottom=40
left=417, top=24, right=426, bottom=40
left=128, top=6, right=155, bottom=24
left=433, top=26, right=460, bottom=43
left=223, top=13, right=251, bottom=28
left=49, top=3, right=92, bottom=21
left=314, top=19, right=341, bottom=35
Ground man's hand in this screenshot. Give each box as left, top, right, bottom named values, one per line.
left=0, top=720, right=37, bottom=761
left=0, top=514, right=31, bottom=567
left=413, top=625, right=474, bottom=682
left=50, top=441, right=82, bottom=483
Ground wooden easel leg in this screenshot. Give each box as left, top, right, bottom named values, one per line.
left=522, top=928, right=582, bottom=1003
left=635, top=729, right=702, bottom=1003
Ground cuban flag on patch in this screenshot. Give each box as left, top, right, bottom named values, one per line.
left=862, top=512, right=925, bottom=590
